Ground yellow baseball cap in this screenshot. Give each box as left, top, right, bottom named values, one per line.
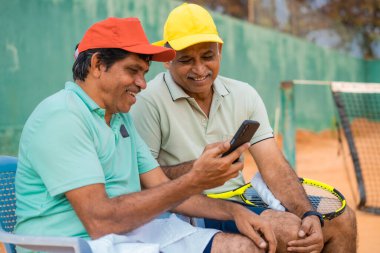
left=154, top=3, right=223, bottom=51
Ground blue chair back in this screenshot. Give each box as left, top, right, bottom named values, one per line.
left=0, top=156, right=17, bottom=253
left=0, top=156, right=93, bottom=253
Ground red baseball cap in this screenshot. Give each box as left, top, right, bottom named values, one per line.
left=76, top=17, right=175, bottom=62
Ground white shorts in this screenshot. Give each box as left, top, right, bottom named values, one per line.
left=89, top=214, right=220, bottom=253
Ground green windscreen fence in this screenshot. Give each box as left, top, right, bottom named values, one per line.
left=1, top=0, right=379, bottom=155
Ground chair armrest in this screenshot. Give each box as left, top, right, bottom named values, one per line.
left=0, top=229, right=92, bottom=253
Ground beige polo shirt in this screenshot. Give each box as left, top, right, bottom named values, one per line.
left=131, top=72, right=273, bottom=195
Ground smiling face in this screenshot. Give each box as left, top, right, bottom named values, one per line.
left=101, top=54, right=149, bottom=115
left=165, top=42, right=222, bottom=99
left=88, top=53, right=149, bottom=121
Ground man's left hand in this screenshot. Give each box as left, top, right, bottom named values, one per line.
left=232, top=206, right=277, bottom=253
left=287, top=216, right=324, bottom=252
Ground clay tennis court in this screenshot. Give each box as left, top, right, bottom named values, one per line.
left=243, top=130, right=380, bottom=253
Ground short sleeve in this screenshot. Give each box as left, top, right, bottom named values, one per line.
left=27, top=111, right=105, bottom=196
left=248, top=88, right=274, bottom=144
left=127, top=115, right=159, bottom=174
left=130, top=96, right=162, bottom=159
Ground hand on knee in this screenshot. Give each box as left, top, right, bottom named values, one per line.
left=260, top=210, right=301, bottom=249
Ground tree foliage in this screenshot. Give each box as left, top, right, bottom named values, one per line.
left=182, top=0, right=380, bottom=59
left=315, top=0, right=380, bottom=58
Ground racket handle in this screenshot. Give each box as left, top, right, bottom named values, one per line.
left=251, top=173, right=285, bottom=211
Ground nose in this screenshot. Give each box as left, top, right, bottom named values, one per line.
left=135, top=76, right=147, bottom=90
left=191, top=60, right=207, bottom=75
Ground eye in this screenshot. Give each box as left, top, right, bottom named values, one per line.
left=202, top=54, right=214, bottom=60
left=127, top=67, right=138, bottom=74
left=177, top=58, right=192, bottom=64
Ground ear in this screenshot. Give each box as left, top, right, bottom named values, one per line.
left=89, top=53, right=103, bottom=78
left=218, top=43, right=223, bottom=60
left=163, top=61, right=171, bottom=70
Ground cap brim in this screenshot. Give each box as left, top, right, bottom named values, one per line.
left=153, top=39, right=167, bottom=47
left=154, top=34, right=223, bottom=51
left=125, top=44, right=176, bottom=62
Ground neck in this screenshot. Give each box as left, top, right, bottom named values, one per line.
left=76, top=79, right=113, bottom=126
left=76, top=79, right=103, bottom=106
left=191, top=89, right=214, bottom=117
left=104, top=113, right=112, bottom=126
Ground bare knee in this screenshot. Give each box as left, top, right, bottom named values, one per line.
left=260, top=210, right=301, bottom=252
left=322, top=206, right=357, bottom=252
left=324, top=205, right=357, bottom=240
left=211, top=232, right=265, bottom=253
left=341, top=205, right=357, bottom=231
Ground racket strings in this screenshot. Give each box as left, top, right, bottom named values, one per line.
left=304, top=184, right=343, bottom=214
left=243, top=188, right=269, bottom=208
left=243, top=184, right=344, bottom=215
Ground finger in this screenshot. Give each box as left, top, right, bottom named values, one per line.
left=228, top=161, right=244, bottom=173
left=242, top=225, right=268, bottom=250
left=288, top=234, right=319, bottom=247
left=287, top=244, right=320, bottom=253
left=203, top=141, right=225, bottom=150
left=259, top=225, right=277, bottom=253
left=204, top=141, right=231, bottom=158
left=217, top=160, right=245, bottom=181
left=223, top=142, right=250, bottom=163
left=298, top=218, right=312, bottom=238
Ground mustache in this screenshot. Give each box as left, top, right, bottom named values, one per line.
left=187, top=71, right=212, bottom=79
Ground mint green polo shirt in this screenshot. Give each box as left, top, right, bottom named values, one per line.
left=15, top=81, right=158, bottom=241
left=131, top=72, right=273, bottom=198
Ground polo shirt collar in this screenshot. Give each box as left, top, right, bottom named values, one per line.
left=213, top=76, right=230, bottom=97
left=64, top=81, right=106, bottom=117
left=164, top=72, right=230, bottom=101
left=163, top=72, right=189, bottom=100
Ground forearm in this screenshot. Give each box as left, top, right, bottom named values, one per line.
left=67, top=173, right=202, bottom=239
left=69, top=141, right=249, bottom=239
left=161, top=160, right=194, bottom=179
left=262, top=161, right=312, bottom=217
left=250, top=139, right=312, bottom=217
left=172, top=194, right=240, bottom=221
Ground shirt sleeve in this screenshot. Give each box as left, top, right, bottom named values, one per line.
left=130, top=95, right=162, bottom=159
left=126, top=114, right=159, bottom=174
left=27, top=110, right=105, bottom=197
left=248, top=87, right=274, bottom=144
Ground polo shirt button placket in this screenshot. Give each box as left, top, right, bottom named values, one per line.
left=202, top=117, right=207, bottom=130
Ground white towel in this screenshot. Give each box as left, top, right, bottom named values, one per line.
left=250, top=172, right=286, bottom=211
left=88, top=214, right=200, bottom=253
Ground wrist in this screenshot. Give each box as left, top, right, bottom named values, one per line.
left=179, top=172, right=205, bottom=195
left=226, top=202, right=248, bottom=220
left=302, top=210, right=324, bottom=227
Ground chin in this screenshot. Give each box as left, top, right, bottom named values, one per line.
left=119, top=106, right=132, bottom=113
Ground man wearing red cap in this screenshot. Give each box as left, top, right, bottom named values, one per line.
left=131, top=3, right=357, bottom=253
left=14, top=17, right=277, bottom=253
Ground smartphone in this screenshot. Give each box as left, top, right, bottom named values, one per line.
left=221, top=120, right=260, bottom=157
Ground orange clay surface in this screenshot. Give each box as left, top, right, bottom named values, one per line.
left=242, top=130, right=380, bottom=253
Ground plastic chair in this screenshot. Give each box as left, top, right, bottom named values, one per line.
left=0, top=156, right=92, bottom=253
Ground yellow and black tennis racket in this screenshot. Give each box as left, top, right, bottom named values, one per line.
left=207, top=177, right=346, bottom=220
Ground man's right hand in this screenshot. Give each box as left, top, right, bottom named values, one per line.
left=232, top=205, right=277, bottom=253
left=189, top=141, right=250, bottom=190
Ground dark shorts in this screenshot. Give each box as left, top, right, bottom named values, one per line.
left=203, top=234, right=216, bottom=253
left=203, top=202, right=267, bottom=234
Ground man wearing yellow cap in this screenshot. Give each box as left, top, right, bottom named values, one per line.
left=131, top=3, right=357, bottom=253
left=15, top=17, right=278, bottom=253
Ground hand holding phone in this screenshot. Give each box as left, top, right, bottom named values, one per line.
left=221, top=120, right=260, bottom=158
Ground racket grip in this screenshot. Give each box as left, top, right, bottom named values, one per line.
left=251, top=172, right=285, bottom=211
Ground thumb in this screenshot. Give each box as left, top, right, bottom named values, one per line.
left=298, top=218, right=311, bottom=238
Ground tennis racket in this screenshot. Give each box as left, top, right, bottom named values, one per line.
left=207, top=177, right=346, bottom=220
